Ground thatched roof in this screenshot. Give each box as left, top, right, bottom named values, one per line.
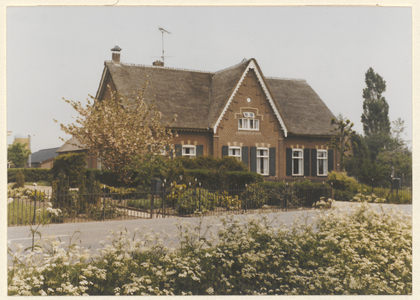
left=97, top=58, right=336, bottom=136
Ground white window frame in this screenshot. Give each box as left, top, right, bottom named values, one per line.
left=238, top=118, right=259, bottom=131
left=292, top=149, right=303, bottom=176
left=228, top=147, right=241, bottom=161
left=317, top=150, right=328, bottom=176
left=182, top=145, right=196, bottom=158
left=257, top=147, right=269, bottom=176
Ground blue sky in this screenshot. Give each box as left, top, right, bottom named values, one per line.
left=6, top=6, right=412, bottom=153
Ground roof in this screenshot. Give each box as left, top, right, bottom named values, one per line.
left=29, top=147, right=60, bottom=163
left=56, top=136, right=87, bottom=153
left=97, top=58, right=336, bottom=136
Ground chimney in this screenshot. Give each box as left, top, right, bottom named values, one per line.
left=111, top=45, right=122, bottom=63
left=153, top=60, right=164, bottom=67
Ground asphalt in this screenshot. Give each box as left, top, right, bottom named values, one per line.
left=7, top=202, right=412, bottom=259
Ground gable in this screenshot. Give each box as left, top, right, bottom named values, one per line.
left=212, top=59, right=288, bottom=136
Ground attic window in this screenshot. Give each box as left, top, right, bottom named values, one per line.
left=243, top=112, right=255, bottom=118
left=238, top=117, right=259, bottom=131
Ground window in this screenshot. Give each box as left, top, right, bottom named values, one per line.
left=257, top=148, right=269, bottom=175
left=182, top=145, right=196, bottom=158
left=228, top=147, right=241, bottom=161
left=238, top=118, right=259, bottom=130
left=292, top=149, right=303, bottom=176
left=317, top=150, right=328, bottom=176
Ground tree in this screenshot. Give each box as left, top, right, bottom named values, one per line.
left=376, top=118, right=412, bottom=187
left=7, top=142, right=31, bottom=168
left=55, top=81, right=174, bottom=185
left=328, top=114, right=356, bottom=172
left=361, top=67, right=391, bottom=161
left=344, top=133, right=370, bottom=177
left=361, top=67, right=391, bottom=136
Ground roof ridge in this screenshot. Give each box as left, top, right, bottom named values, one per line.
left=213, top=59, right=250, bottom=74
left=266, top=76, right=306, bottom=82
left=105, top=61, right=213, bottom=74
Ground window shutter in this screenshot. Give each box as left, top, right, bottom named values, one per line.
left=175, top=144, right=182, bottom=157
left=250, top=147, right=257, bottom=173
left=304, top=149, right=310, bottom=176
left=328, top=149, right=334, bottom=172
left=222, top=146, right=228, bottom=157
left=196, top=145, right=203, bottom=157
left=311, top=149, right=317, bottom=177
left=286, top=148, right=292, bottom=176
left=242, top=146, right=249, bottom=167
left=269, top=147, right=276, bottom=176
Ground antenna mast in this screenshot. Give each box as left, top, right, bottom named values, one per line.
left=159, top=27, right=171, bottom=63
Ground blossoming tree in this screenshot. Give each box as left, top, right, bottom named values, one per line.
left=55, top=81, right=174, bottom=185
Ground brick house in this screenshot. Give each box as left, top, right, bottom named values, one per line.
left=56, top=136, right=101, bottom=169
left=93, top=46, right=338, bottom=182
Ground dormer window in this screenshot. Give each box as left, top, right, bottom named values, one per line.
left=238, top=112, right=259, bottom=130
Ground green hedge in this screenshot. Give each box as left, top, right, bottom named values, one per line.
left=8, top=168, right=51, bottom=183
left=185, top=169, right=263, bottom=189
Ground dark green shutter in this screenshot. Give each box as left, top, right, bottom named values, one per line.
left=222, top=146, right=228, bottom=157
left=286, top=148, right=292, bottom=176
left=269, top=147, right=276, bottom=176
left=311, top=149, right=317, bottom=176
left=242, top=146, right=249, bottom=167
left=250, top=147, right=257, bottom=173
left=304, top=149, right=310, bottom=176
left=175, top=144, right=182, bottom=157
left=328, top=149, right=334, bottom=172
left=196, top=145, right=203, bottom=157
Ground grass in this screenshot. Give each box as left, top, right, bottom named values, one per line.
left=7, top=199, right=50, bottom=226
left=127, top=197, right=163, bottom=210
left=24, top=181, right=52, bottom=186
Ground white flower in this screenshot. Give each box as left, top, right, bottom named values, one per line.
left=8, top=198, right=13, bottom=204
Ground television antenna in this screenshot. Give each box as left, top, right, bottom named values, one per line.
left=159, top=27, right=171, bottom=63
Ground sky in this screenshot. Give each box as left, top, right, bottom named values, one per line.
left=5, top=5, right=412, bottom=153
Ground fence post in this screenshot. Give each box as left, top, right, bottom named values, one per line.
left=162, top=182, right=165, bottom=218
left=245, top=184, right=248, bottom=213
left=102, top=186, right=106, bottom=221
left=150, top=183, right=155, bottom=219
left=33, top=189, right=37, bottom=225
left=199, top=184, right=202, bottom=213
left=285, top=186, right=288, bottom=212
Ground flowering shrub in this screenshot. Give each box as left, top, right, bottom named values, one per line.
left=351, top=190, right=386, bottom=203
left=8, top=203, right=411, bottom=295
left=313, top=197, right=334, bottom=209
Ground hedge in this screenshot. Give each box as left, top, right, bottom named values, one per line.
left=7, top=168, right=51, bottom=183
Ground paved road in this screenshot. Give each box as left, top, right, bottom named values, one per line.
left=7, top=202, right=411, bottom=258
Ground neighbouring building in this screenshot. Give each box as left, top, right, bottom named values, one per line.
left=56, top=136, right=101, bottom=169
left=27, top=147, right=60, bottom=168
left=71, top=46, right=339, bottom=181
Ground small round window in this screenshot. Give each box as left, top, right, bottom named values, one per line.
left=246, top=97, right=251, bottom=103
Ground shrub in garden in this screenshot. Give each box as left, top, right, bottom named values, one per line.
left=51, top=153, right=87, bottom=188
left=8, top=203, right=412, bottom=295
left=13, top=170, right=25, bottom=189
left=8, top=168, right=51, bottom=183
left=175, top=188, right=217, bottom=214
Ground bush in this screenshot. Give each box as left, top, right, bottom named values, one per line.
left=8, top=168, right=51, bottom=183
left=327, top=171, right=358, bottom=190
left=7, top=204, right=412, bottom=295
left=13, top=171, right=25, bottom=189
left=51, top=153, right=87, bottom=188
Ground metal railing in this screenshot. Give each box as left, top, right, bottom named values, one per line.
left=7, top=186, right=332, bottom=227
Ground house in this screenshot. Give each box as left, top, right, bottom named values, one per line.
left=56, top=136, right=101, bottom=169
left=27, top=147, right=60, bottom=168
left=93, top=46, right=338, bottom=182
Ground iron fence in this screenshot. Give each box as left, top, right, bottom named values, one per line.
left=7, top=186, right=332, bottom=227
